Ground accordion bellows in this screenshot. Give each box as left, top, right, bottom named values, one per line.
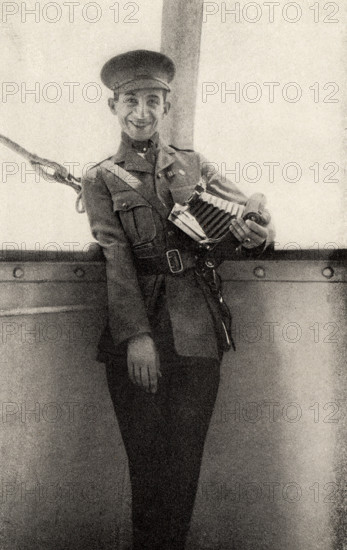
left=169, top=184, right=269, bottom=244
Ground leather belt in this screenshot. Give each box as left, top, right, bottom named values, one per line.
left=134, top=249, right=197, bottom=276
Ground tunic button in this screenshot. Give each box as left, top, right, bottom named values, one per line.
left=122, top=202, right=128, bottom=208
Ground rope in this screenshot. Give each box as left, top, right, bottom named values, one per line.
left=0, top=133, right=85, bottom=213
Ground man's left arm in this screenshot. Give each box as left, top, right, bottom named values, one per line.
left=198, top=152, right=275, bottom=254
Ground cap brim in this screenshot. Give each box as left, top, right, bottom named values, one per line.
left=112, top=78, right=170, bottom=93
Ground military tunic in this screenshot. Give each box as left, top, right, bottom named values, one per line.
left=82, top=132, right=252, bottom=361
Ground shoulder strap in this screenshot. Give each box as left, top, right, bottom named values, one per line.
left=102, top=160, right=170, bottom=219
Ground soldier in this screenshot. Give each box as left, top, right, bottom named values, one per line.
left=82, top=50, right=273, bottom=550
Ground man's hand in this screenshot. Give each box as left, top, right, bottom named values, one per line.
left=127, top=333, right=162, bottom=394
left=230, top=218, right=268, bottom=249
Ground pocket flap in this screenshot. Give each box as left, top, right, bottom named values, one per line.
left=112, top=191, right=152, bottom=212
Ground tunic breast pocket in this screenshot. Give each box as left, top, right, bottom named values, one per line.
left=112, top=191, right=157, bottom=246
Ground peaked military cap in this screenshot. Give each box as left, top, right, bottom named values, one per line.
left=100, top=49, right=175, bottom=93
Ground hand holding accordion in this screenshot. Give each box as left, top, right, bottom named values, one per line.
left=168, top=183, right=271, bottom=251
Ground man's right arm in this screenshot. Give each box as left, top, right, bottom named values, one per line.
left=82, top=166, right=154, bottom=342
left=82, top=167, right=160, bottom=392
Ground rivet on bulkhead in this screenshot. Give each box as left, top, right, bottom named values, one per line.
left=74, top=267, right=85, bottom=278
left=13, top=267, right=24, bottom=279
left=322, top=266, right=334, bottom=279
left=253, top=266, right=265, bottom=279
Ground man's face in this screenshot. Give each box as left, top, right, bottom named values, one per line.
left=108, top=88, right=170, bottom=141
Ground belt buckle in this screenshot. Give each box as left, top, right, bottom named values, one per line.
left=166, top=249, right=184, bottom=274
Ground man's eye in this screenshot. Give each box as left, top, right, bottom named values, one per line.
left=148, top=100, right=159, bottom=106
left=125, top=98, right=137, bottom=104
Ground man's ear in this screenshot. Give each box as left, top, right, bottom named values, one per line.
left=163, top=101, right=171, bottom=117
left=108, top=97, right=117, bottom=115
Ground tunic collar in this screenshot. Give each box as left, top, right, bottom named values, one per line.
left=120, top=130, right=160, bottom=154
left=113, top=131, right=176, bottom=174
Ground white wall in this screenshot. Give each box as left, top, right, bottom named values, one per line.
left=194, top=0, right=347, bottom=249
left=0, top=0, right=163, bottom=251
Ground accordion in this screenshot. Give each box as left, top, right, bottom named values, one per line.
left=168, top=183, right=271, bottom=246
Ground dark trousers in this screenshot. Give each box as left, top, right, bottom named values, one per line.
left=105, top=352, right=220, bottom=550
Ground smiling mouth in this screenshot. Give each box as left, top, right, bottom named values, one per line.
left=129, top=121, right=150, bottom=129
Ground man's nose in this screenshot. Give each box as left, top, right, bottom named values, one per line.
left=133, top=99, right=148, bottom=118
